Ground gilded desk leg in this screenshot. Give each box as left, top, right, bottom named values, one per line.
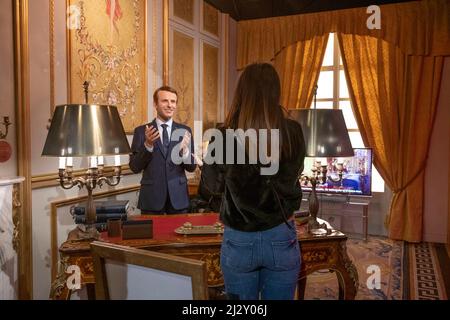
left=86, top=283, right=96, bottom=300
left=49, top=255, right=71, bottom=300
left=203, top=252, right=223, bottom=287
left=49, top=252, right=95, bottom=300
left=335, top=241, right=359, bottom=300
left=12, top=183, right=21, bottom=251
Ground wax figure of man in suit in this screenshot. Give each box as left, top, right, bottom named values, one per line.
left=129, top=86, right=197, bottom=214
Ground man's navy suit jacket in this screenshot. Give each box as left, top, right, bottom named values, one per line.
left=129, top=119, right=196, bottom=211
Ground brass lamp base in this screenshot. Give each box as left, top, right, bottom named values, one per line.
left=307, top=177, right=330, bottom=235
left=307, top=216, right=321, bottom=229
left=308, top=217, right=329, bottom=235
left=76, top=224, right=100, bottom=240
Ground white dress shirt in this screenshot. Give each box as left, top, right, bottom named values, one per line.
left=156, top=117, right=173, bottom=144
left=145, top=118, right=172, bottom=152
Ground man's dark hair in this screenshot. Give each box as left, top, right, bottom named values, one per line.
left=153, top=86, right=178, bottom=103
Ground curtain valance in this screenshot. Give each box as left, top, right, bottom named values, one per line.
left=237, top=0, right=450, bottom=69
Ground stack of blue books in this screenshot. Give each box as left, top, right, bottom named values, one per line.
left=70, top=200, right=129, bottom=231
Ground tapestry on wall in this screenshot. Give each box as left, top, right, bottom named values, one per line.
left=67, top=0, right=147, bottom=133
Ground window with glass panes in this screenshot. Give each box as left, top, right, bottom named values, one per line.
left=313, top=33, right=385, bottom=192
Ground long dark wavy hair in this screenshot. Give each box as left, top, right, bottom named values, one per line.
left=224, top=63, right=298, bottom=160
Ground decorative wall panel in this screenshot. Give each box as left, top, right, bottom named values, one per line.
left=203, top=2, right=218, bottom=36
left=173, top=0, right=194, bottom=24
left=202, top=43, right=218, bottom=130
left=171, top=30, right=195, bottom=129
left=67, top=0, right=147, bottom=133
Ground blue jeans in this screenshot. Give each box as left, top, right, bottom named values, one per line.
left=220, top=221, right=301, bottom=300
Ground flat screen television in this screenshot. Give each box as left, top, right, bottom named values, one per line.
left=300, top=148, right=373, bottom=197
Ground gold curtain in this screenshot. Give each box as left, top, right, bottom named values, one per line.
left=338, top=34, right=444, bottom=242
left=273, top=35, right=329, bottom=109
left=237, top=0, right=450, bottom=69
left=234, top=0, right=450, bottom=241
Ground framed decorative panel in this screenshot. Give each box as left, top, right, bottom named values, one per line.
left=202, top=42, right=218, bottom=130
left=171, top=30, right=195, bottom=129
left=202, top=2, right=218, bottom=36
left=67, top=0, right=147, bottom=134
left=173, top=0, right=194, bottom=24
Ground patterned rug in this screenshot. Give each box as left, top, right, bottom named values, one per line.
left=304, top=237, right=448, bottom=300
left=406, top=242, right=448, bottom=300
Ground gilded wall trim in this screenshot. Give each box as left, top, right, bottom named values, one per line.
left=222, top=15, right=229, bottom=116
left=143, top=0, right=149, bottom=124
left=152, top=0, right=159, bottom=97
left=31, top=165, right=133, bottom=189
left=13, top=0, right=32, bottom=300
left=163, top=0, right=169, bottom=85
left=12, top=183, right=22, bottom=252
left=50, top=184, right=141, bottom=281
left=65, top=0, right=71, bottom=105
left=49, top=0, right=55, bottom=115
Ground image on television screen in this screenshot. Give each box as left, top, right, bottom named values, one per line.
left=300, top=148, right=373, bottom=196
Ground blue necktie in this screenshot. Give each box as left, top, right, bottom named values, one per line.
left=161, top=124, right=169, bottom=155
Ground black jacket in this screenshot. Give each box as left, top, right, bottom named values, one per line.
left=200, top=118, right=306, bottom=231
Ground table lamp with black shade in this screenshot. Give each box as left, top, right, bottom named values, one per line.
left=290, top=90, right=353, bottom=234
left=42, top=84, right=131, bottom=239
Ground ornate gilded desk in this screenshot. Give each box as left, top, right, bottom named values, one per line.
left=49, top=213, right=358, bottom=300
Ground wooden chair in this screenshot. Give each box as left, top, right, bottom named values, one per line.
left=90, top=241, right=209, bottom=300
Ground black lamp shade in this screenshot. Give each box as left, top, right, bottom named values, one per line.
left=290, top=109, right=354, bottom=157
left=42, top=104, right=131, bottom=157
